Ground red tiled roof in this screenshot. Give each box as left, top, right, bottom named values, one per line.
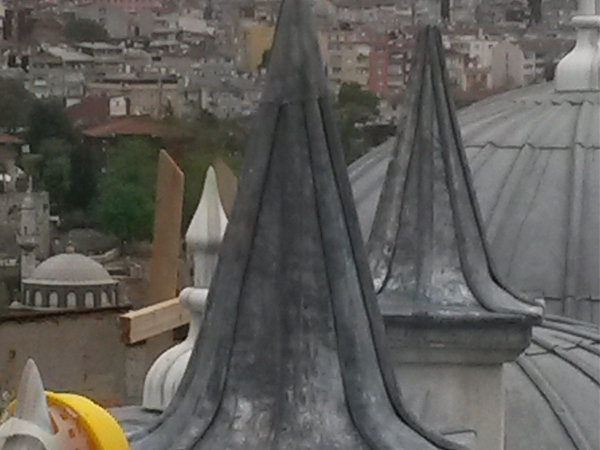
left=0, top=134, right=24, bottom=145
left=82, top=116, right=191, bottom=140
left=68, top=96, right=110, bottom=129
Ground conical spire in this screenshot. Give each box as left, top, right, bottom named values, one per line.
left=185, top=166, right=228, bottom=288
left=0, top=359, right=54, bottom=450
left=126, top=2, right=463, bottom=449
left=367, top=26, right=544, bottom=319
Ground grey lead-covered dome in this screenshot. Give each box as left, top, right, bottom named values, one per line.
left=25, top=253, right=115, bottom=286
left=21, top=253, right=118, bottom=309
left=504, top=316, right=599, bottom=450
left=460, top=84, right=599, bottom=321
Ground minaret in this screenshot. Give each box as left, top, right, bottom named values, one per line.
left=125, top=0, right=464, bottom=448
left=366, top=26, right=543, bottom=450
left=17, top=187, right=37, bottom=281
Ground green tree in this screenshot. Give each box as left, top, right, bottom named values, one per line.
left=64, top=18, right=109, bottom=42
left=0, top=78, right=35, bottom=132
left=94, top=138, right=158, bottom=243
left=259, top=48, right=272, bottom=70
left=69, top=144, right=97, bottom=211
left=39, top=139, right=72, bottom=214
left=338, top=82, right=379, bottom=114
left=94, top=180, right=154, bottom=243
left=27, top=99, right=76, bottom=152
left=336, top=82, right=380, bottom=163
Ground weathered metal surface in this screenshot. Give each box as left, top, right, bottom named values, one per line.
left=364, top=26, right=543, bottom=320
left=351, top=81, right=599, bottom=324
left=505, top=316, right=600, bottom=450
left=124, top=5, right=463, bottom=449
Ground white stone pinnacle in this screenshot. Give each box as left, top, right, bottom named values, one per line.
left=0, top=360, right=58, bottom=450
left=185, top=166, right=228, bottom=288
left=143, top=166, right=229, bottom=412
left=555, top=0, right=600, bottom=91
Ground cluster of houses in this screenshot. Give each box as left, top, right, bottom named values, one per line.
left=0, top=0, right=580, bottom=123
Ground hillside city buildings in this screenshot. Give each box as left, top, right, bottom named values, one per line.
left=0, top=0, right=578, bottom=123
left=0, top=0, right=582, bottom=308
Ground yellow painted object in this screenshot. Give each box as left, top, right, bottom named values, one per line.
left=46, top=393, right=129, bottom=450
left=4, top=393, right=129, bottom=450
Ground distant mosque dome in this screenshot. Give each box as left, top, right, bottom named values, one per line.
left=21, top=249, right=118, bottom=309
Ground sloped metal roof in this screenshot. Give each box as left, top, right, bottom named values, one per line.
left=505, top=316, right=600, bottom=450
left=460, top=83, right=600, bottom=319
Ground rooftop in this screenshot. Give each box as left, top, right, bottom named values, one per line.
left=23, top=253, right=116, bottom=287
left=82, top=116, right=191, bottom=140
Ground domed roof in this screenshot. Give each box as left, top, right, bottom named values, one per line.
left=505, top=316, right=599, bottom=450
left=24, top=253, right=115, bottom=286
left=460, top=84, right=599, bottom=317
left=349, top=20, right=599, bottom=450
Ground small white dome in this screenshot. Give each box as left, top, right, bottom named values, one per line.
left=24, top=253, right=115, bottom=286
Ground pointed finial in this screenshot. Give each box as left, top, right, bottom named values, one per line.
left=185, top=166, right=228, bottom=288
left=65, top=242, right=75, bottom=254
left=0, top=359, right=57, bottom=450
left=367, top=26, right=543, bottom=318
left=11, top=360, right=52, bottom=432
left=127, top=6, right=463, bottom=450
left=554, top=0, right=600, bottom=91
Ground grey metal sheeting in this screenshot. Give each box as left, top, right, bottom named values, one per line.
left=506, top=316, right=600, bottom=450
left=350, top=83, right=600, bottom=323
left=349, top=65, right=600, bottom=450
left=123, top=7, right=463, bottom=450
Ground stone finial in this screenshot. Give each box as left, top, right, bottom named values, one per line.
left=142, top=166, right=229, bottom=411
left=126, top=1, right=464, bottom=448
left=367, top=26, right=543, bottom=319
left=555, top=0, right=600, bottom=91
left=185, top=166, right=228, bottom=288
left=142, top=287, right=208, bottom=411
left=0, top=360, right=56, bottom=450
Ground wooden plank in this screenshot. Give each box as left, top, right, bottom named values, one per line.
left=148, top=150, right=185, bottom=305
left=120, top=298, right=190, bottom=344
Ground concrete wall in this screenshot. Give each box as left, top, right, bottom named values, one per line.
left=235, top=20, right=275, bottom=72
left=491, top=41, right=525, bottom=88
left=0, top=308, right=173, bottom=407
left=86, top=81, right=181, bottom=119
left=395, top=364, right=504, bottom=450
